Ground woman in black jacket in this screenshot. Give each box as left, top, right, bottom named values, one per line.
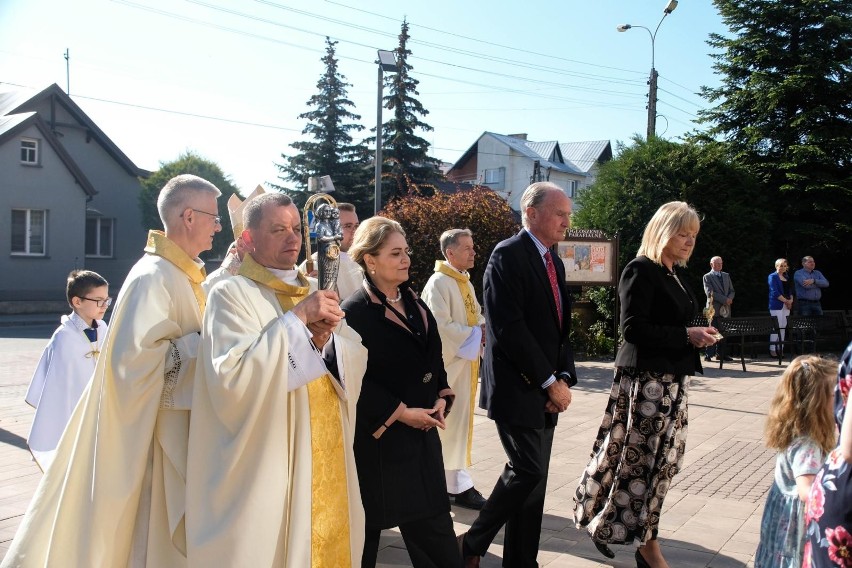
left=342, top=217, right=461, bottom=568
left=574, top=202, right=719, bottom=568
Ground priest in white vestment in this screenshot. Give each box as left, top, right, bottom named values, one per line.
left=186, top=193, right=367, bottom=567
left=2, top=174, right=223, bottom=568
left=299, top=202, right=363, bottom=302
left=421, top=229, right=488, bottom=510
left=202, top=184, right=265, bottom=293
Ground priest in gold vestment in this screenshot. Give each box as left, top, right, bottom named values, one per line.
left=421, top=229, right=488, bottom=511
left=186, top=193, right=367, bottom=567
left=1, top=174, right=223, bottom=568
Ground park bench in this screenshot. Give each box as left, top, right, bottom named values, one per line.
left=715, top=316, right=783, bottom=372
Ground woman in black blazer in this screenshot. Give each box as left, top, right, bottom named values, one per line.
left=574, top=202, right=719, bottom=568
left=341, top=217, right=461, bottom=568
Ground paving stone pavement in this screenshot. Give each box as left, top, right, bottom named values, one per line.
left=0, top=326, right=808, bottom=566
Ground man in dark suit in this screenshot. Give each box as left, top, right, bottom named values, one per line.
left=458, top=182, right=577, bottom=568
left=702, top=256, right=735, bottom=361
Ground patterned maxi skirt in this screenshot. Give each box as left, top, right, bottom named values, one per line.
left=573, top=367, right=689, bottom=544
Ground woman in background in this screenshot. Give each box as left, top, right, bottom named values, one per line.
left=768, top=258, right=794, bottom=358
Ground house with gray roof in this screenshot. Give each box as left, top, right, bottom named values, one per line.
left=446, top=132, right=611, bottom=211
left=0, top=83, right=149, bottom=302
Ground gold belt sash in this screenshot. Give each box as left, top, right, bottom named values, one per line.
left=434, top=261, right=480, bottom=467
left=239, top=254, right=351, bottom=567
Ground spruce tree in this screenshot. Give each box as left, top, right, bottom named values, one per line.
left=697, top=0, right=852, bottom=255
left=378, top=19, right=442, bottom=202
left=272, top=37, right=372, bottom=216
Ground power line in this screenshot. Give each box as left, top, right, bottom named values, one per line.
left=115, top=1, right=650, bottom=105
left=323, top=0, right=646, bottom=77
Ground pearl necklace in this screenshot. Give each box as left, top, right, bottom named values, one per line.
left=386, top=288, right=402, bottom=303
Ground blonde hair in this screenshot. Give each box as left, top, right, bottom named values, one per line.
left=349, top=216, right=406, bottom=270
left=636, top=201, right=700, bottom=267
left=775, top=258, right=788, bottom=270
left=765, top=355, right=838, bottom=454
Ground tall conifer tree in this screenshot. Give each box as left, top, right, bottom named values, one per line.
left=697, top=0, right=852, bottom=254
left=273, top=37, right=372, bottom=215
left=377, top=19, right=442, bottom=201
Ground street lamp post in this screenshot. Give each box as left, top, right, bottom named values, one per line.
left=617, top=0, right=678, bottom=139
left=375, top=49, right=398, bottom=215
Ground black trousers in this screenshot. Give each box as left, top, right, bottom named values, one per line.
left=464, top=422, right=555, bottom=568
left=361, top=511, right=461, bottom=568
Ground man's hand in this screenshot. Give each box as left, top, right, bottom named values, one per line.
left=725, top=298, right=733, bottom=306
left=307, top=321, right=334, bottom=348
left=546, top=379, right=571, bottom=413
left=291, top=290, right=343, bottom=327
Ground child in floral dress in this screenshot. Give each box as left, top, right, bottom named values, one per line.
left=755, top=355, right=837, bottom=567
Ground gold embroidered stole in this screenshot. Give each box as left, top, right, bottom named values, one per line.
left=434, top=261, right=480, bottom=467
left=239, top=254, right=351, bottom=567
left=144, top=230, right=207, bottom=315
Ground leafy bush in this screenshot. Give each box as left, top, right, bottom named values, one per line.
left=381, top=185, right=520, bottom=297
left=138, top=151, right=241, bottom=261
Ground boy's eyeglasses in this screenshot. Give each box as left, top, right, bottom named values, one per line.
left=82, top=297, right=113, bottom=308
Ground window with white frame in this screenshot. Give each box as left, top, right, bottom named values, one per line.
left=20, top=138, right=39, bottom=165
left=85, top=218, right=114, bottom=257
left=11, top=209, right=47, bottom=255
left=483, top=167, right=505, bottom=189
left=566, top=180, right=579, bottom=198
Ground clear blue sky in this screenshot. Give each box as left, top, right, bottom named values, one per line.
left=0, top=0, right=726, bottom=195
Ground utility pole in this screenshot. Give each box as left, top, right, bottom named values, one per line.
left=616, top=0, right=678, bottom=139
left=647, top=68, right=658, bottom=141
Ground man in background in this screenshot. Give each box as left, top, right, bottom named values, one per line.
left=421, top=229, right=487, bottom=510
left=794, top=256, right=829, bottom=315
left=702, top=255, right=734, bottom=361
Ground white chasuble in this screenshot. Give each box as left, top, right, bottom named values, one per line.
left=421, top=261, right=485, bottom=470
left=25, top=312, right=107, bottom=471
left=186, top=253, right=367, bottom=567
left=2, top=230, right=206, bottom=568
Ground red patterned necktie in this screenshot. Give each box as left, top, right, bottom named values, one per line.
left=544, top=250, right=562, bottom=327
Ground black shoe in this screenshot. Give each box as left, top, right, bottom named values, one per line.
left=635, top=548, right=651, bottom=568
left=593, top=540, right=615, bottom=559
left=703, top=356, right=713, bottom=362
left=452, top=487, right=487, bottom=510
left=715, top=355, right=734, bottom=361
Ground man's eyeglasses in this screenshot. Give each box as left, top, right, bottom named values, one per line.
left=189, top=208, right=222, bottom=225
left=81, top=297, right=113, bottom=308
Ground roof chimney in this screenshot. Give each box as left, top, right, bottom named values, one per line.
left=508, top=133, right=528, bottom=140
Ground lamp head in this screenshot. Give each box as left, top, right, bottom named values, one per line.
left=616, top=24, right=632, bottom=32
left=377, top=49, right=397, bottom=72
left=663, top=0, right=678, bottom=14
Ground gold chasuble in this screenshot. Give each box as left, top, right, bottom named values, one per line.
left=239, top=254, right=352, bottom=566
left=186, top=254, right=366, bottom=568
left=433, top=261, right=481, bottom=465
left=2, top=230, right=206, bottom=568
